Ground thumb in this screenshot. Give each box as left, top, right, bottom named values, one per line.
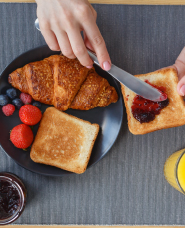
left=177, top=75, right=185, bottom=96
left=174, top=47, right=185, bottom=81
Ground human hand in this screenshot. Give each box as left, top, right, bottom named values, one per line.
left=172, top=47, right=185, bottom=96
left=35, top=0, right=111, bottom=71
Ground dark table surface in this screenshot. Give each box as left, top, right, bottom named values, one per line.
left=1, top=3, right=185, bottom=225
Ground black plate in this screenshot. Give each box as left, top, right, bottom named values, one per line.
left=0, top=45, right=123, bottom=176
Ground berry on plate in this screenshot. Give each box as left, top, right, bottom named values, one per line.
left=10, top=124, right=34, bottom=149
left=2, top=104, right=15, bottom=116
left=6, top=88, right=17, bottom=100
left=0, top=95, right=9, bottom=106
left=12, top=98, right=23, bottom=109
left=20, top=93, right=32, bottom=105
left=32, top=101, right=41, bottom=109
left=19, top=105, right=42, bottom=125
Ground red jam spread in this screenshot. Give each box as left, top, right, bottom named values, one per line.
left=131, top=80, right=169, bottom=123
left=0, top=180, right=20, bottom=220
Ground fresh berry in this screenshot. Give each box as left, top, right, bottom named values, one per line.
left=0, top=95, right=9, bottom=106
left=20, top=93, right=32, bottom=105
left=2, top=104, right=15, bottom=116
left=6, top=88, right=17, bottom=99
left=32, top=101, right=41, bottom=109
left=12, top=98, right=23, bottom=109
left=10, top=124, right=34, bottom=149
left=19, top=105, right=42, bottom=125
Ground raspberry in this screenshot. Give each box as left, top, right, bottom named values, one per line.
left=10, top=124, right=34, bottom=149
left=2, top=104, right=15, bottom=116
left=19, top=105, right=42, bottom=125
left=20, top=93, right=32, bottom=105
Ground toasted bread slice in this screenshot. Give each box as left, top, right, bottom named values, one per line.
left=30, top=107, right=99, bottom=174
left=121, top=68, right=185, bottom=135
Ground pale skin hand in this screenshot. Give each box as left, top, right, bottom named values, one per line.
left=35, top=0, right=111, bottom=71
left=172, top=47, right=185, bottom=96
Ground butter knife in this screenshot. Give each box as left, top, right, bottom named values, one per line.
left=87, top=49, right=166, bottom=102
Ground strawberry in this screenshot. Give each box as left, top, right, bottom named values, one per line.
left=2, top=104, right=15, bottom=116
left=19, top=105, right=42, bottom=125
left=20, top=93, right=32, bottom=105
left=10, top=124, right=34, bottom=149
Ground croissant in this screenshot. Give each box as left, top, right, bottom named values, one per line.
left=8, top=55, right=118, bottom=111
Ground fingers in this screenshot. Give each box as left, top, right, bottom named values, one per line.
left=173, top=47, right=185, bottom=96
left=83, top=31, right=95, bottom=52
left=67, top=28, right=93, bottom=67
left=36, top=0, right=104, bottom=69
left=83, top=22, right=111, bottom=71
left=39, top=21, right=60, bottom=51
left=54, top=30, right=76, bottom=59
left=174, top=47, right=185, bottom=81
left=177, top=75, right=185, bottom=96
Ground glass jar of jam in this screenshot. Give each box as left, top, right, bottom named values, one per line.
left=0, top=172, right=27, bottom=225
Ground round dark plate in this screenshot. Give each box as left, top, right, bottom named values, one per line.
left=0, top=45, right=123, bottom=176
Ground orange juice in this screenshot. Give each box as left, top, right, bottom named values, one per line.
left=177, top=152, right=185, bottom=192
left=164, top=149, right=185, bottom=194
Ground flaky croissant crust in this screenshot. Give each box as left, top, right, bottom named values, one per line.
left=8, top=55, right=118, bottom=111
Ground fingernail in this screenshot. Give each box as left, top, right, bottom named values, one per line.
left=180, top=85, right=185, bottom=96
left=86, top=65, right=93, bottom=69
left=103, top=61, right=111, bottom=71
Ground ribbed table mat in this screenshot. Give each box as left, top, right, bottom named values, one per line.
left=1, top=3, right=185, bottom=225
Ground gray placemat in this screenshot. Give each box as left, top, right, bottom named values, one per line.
left=1, top=3, right=185, bottom=225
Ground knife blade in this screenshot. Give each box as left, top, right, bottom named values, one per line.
left=87, top=49, right=167, bottom=102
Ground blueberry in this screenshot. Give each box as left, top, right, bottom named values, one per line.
left=32, top=101, right=41, bottom=109
left=12, top=98, right=23, bottom=109
left=0, top=95, right=9, bottom=106
left=6, top=88, right=17, bottom=100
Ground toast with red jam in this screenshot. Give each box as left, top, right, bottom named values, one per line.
left=121, top=68, right=185, bottom=134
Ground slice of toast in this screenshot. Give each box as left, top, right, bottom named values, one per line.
left=121, top=68, right=185, bottom=135
left=30, top=107, right=99, bottom=174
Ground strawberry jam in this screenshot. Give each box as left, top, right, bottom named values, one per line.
left=131, top=80, right=169, bottom=123
left=0, top=173, right=27, bottom=225
left=0, top=180, right=20, bottom=220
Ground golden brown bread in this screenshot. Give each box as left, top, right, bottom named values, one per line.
left=30, top=107, right=99, bottom=174
left=8, top=55, right=118, bottom=111
left=121, top=68, right=185, bottom=135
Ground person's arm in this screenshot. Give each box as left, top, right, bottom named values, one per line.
left=35, top=0, right=111, bottom=71
left=173, top=47, right=185, bottom=96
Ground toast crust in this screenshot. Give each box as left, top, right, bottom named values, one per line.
left=121, top=68, right=185, bottom=135
left=30, top=107, right=99, bottom=174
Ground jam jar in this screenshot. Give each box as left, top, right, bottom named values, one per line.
left=0, top=172, right=27, bottom=225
